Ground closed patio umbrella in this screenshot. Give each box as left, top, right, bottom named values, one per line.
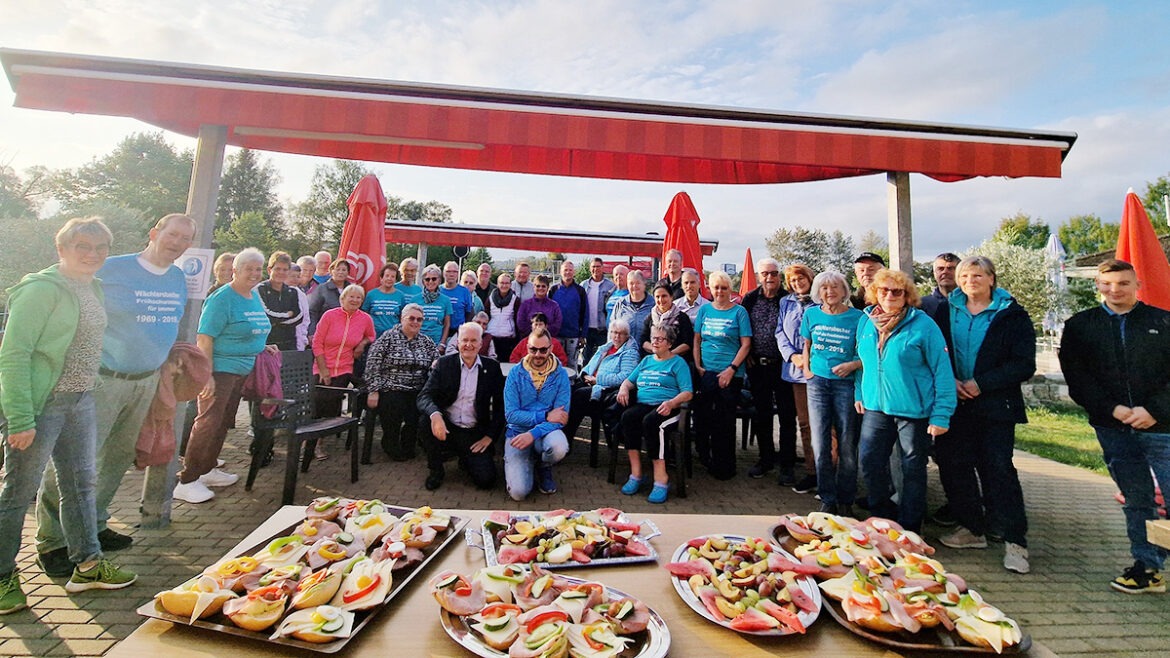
left=338, top=174, right=388, bottom=291
left=1117, top=188, right=1170, bottom=310
left=660, top=191, right=709, bottom=297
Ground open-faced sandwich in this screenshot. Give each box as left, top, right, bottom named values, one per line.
left=269, top=604, right=355, bottom=643
left=155, top=574, right=238, bottom=623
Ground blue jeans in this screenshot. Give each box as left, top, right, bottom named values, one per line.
left=806, top=376, right=860, bottom=507
left=1, top=392, right=102, bottom=574
left=1094, top=425, right=1170, bottom=570
left=859, top=410, right=932, bottom=532
left=503, top=429, right=569, bottom=501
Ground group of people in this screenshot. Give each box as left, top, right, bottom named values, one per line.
left=3, top=212, right=1168, bottom=620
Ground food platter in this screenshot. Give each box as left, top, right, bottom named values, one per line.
left=137, top=502, right=467, bottom=654
left=666, top=534, right=821, bottom=637
left=438, top=572, right=671, bottom=657
left=470, top=508, right=660, bottom=569
left=768, top=516, right=1031, bottom=654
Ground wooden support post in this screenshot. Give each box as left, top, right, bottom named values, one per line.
left=141, top=124, right=227, bottom=529
left=416, top=242, right=428, bottom=267
left=886, top=171, right=914, bottom=275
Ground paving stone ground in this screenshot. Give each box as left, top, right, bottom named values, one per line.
left=1, top=410, right=1167, bottom=657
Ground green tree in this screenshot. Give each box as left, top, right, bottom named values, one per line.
left=286, top=160, right=375, bottom=252
left=214, top=210, right=280, bottom=254
left=51, top=132, right=192, bottom=228
left=993, top=212, right=1050, bottom=250
left=0, top=165, right=49, bottom=219
left=856, top=229, right=889, bottom=264
left=1057, top=214, right=1120, bottom=256
left=1141, top=174, right=1170, bottom=234
left=217, top=148, right=283, bottom=232
left=765, top=226, right=854, bottom=275
left=965, top=235, right=1054, bottom=332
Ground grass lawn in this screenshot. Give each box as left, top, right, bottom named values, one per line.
left=1017, top=405, right=1106, bottom=474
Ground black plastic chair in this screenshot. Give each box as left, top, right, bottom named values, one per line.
left=246, top=350, right=361, bottom=505
left=606, top=403, right=692, bottom=498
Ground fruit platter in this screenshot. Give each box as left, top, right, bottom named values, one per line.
left=770, top=512, right=1030, bottom=654
left=664, top=534, right=821, bottom=636
left=137, top=499, right=467, bottom=653
left=470, top=507, right=660, bottom=569
left=433, top=563, right=670, bottom=657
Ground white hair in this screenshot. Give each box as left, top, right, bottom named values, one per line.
left=340, top=283, right=366, bottom=299
left=756, top=257, right=781, bottom=272
left=234, top=248, right=265, bottom=269
left=458, top=322, right=484, bottom=340
left=810, top=271, right=851, bottom=304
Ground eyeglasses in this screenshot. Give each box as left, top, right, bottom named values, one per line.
left=759, top=271, right=780, bottom=277
left=423, top=277, right=439, bottom=281
left=649, top=336, right=668, bottom=343
left=71, top=242, right=111, bottom=256
left=877, top=287, right=906, bottom=297
left=403, top=316, right=423, bottom=322
left=527, top=346, right=550, bottom=353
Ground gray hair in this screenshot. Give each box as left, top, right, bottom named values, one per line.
left=756, top=257, right=782, bottom=272
left=957, top=255, right=998, bottom=289
left=665, top=249, right=683, bottom=261
left=474, top=311, right=490, bottom=322
left=340, top=283, right=366, bottom=299
left=55, top=216, right=113, bottom=249
left=297, top=255, right=316, bottom=270
left=609, top=318, right=631, bottom=334
left=810, top=271, right=851, bottom=304
left=401, top=303, right=424, bottom=319
left=421, top=264, right=442, bottom=279
left=458, top=322, right=484, bottom=340
left=626, top=269, right=646, bottom=284
left=399, top=257, right=419, bottom=270
left=681, top=267, right=701, bottom=281
left=650, top=322, right=677, bottom=343
left=234, top=248, right=266, bottom=269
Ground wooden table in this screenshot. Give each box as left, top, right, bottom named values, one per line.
left=108, top=508, right=1013, bottom=657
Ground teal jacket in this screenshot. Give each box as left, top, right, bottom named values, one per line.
left=855, top=306, right=956, bottom=428
left=0, top=265, right=104, bottom=434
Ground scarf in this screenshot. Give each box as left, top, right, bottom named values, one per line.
left=797, top=294, right=813, bottom=306
left=869, top=305, right=908, bottom=352
left=422, top=287, right=441, bottom=305
left=651, top=303, right=679, bottom=325
left=490, top=287, right=515, bottom=310
left=522, top=353, right=559, bottom=391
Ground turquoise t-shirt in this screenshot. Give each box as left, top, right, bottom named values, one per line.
left=362, top=287, right=406, bottom=336
left=800, top=306, right=864, bottom=380
left=198, top=285, right=271, bottom=375
left=398, top=283, right=423, bottom=304
left=694, top=304, right=752, bottom=376
left=627, top=354, right=693, bottom=405
left=419, top=294, right=453, bottom=345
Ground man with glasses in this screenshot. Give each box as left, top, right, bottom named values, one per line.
left=35, top=214, right=195, bottom=575
left=503, top=331, right=571, bottom=499
left=741, top=257, right=800, bottom=486
left=920, top=252, right=961, bottom=317
left=417, top=322, right=503, bottom=491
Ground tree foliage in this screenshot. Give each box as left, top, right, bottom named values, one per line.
left=764, top=226, right=854, bottom=275
left=1057, top=213, right=1120, bottom=257
left=1141, top=174, right=1170, bottom=234
left=214, top=210, right=280, bottom=255
left=217, top=148, right=283, bottom=232
left=964, top=234, right=1063, bottom=333
left=993, top=212, right=1050, bottom=250
left=286, top=160, right=375, bottom=253
left=51, top=132, right=192, bottom=228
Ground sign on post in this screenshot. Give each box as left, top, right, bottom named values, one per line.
left=180, top=247, right=216, bottom=300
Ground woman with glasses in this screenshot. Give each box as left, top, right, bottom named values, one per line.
left=692, top=270, right=752, bottom=480
left=461, top=270, right=486, bottom=315
left=856, top=268, right=956, bottom=532
left=563, top=319, right=640, bottom=439
left=364, top=303, right=440, bottom=461
left=417, top=264, right=453, bottom=349
left=799, top=271, right=863, bottom=515
left=613, top=324, right=694, bottom=503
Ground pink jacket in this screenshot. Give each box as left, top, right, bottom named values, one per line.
left=312, top=307, right=375, bottom=378
left=243, top=349, right=283, bottom=418
left=135, top=343, right=211, bottom=468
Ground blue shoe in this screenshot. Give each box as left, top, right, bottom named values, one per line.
left=620, top=476, right=642, bottom=495
left=537, top=466, right=558, bottom=494
left=648, top=483, right=669, bottom=504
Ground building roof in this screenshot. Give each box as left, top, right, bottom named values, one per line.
left=1073, top=234, right=1170, bottom=267
left=2, top=49, right=1077, bottom=186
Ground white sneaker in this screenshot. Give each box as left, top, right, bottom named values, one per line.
left=173, top=480, right=215, bottom=504
left=1004, top=542, right=1030, bottom=574
left=199, top=468, right=239, bottom=488
left=215, top=458, right=225, bottom=468
left=938, top=526, right=988, bottom=549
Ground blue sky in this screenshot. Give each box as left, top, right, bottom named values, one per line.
left=2, top=0, right=1168, bottom=269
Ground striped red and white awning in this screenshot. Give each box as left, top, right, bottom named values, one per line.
left=1, top=49, right=1076, bottom=185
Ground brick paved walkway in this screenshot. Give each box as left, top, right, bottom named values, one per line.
left=1, top=413, right=1167, bottom=656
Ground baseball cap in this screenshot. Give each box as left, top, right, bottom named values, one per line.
left=854, top=252, right=886, bottom=266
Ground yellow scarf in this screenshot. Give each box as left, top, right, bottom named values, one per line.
left=522, top=354, right=558, bottom=391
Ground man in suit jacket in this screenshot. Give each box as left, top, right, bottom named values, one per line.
left=417, top=322, right=505, bottom=491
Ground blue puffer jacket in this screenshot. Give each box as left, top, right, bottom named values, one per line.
left=504, top=363, right=572, bottom=439
left=855, top=306, right=957, bottom=428
left=581, top=339, right=640, bottom=396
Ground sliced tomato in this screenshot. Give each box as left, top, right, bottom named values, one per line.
left=342, top=574, right=382, bottom=603
left=525, top=610, right=569, bottom=634
left=481, top=603, right=522, bottom=618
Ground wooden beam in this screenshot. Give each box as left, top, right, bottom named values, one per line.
left=416, top=242, right=428, bottom=267
left=886, top=171, right=914, bottom=275
left=141, top=124, right=227, bottom=529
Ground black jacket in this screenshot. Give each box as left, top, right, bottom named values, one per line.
left=417, top=354, right=506, bottom=440
left=932, top=297, right=1035, bottom=424
left=1059, top=302, right=1170, bottom=432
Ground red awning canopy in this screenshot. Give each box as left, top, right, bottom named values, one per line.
left=1, top=49, right=1076, bottom=185
left=384, top=220, right=717, bottom=258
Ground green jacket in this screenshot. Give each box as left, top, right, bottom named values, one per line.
left=0, top=265, right=103, bottom=434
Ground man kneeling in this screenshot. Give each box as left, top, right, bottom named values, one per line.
left=503, top=330, right=571, bottom=499
left=417, top=323, right=504, bottom=491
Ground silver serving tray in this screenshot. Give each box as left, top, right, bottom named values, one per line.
left=468, top=511, right=660, bottom=569
left=668, top=533, right=822, bottom=637
left=137, top=504, right=468, bottom=654
left=439, top=574, right=670, bottom=657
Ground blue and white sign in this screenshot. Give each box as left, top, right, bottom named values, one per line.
left=180, top=247, right=216, bottom=300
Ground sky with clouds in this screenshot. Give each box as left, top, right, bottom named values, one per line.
left=2, top=0, right=1169, bottom=269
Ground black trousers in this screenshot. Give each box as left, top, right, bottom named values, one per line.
left=377, top=390, right=420, bottom=460
left=618, top=403, right=681, bottom=460
left=746, top=362, right=798, bottom=469
left=933, top=417, right=1028, bottom=546
left=565, top=384, right=609, bottom=439
left=313, top=373, right=355, bottom=418
left=694, top=371, right=743, bottom=480
left=420, top=419, right=497, bottom=489
left=493, top=336, right=519, bottom=361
